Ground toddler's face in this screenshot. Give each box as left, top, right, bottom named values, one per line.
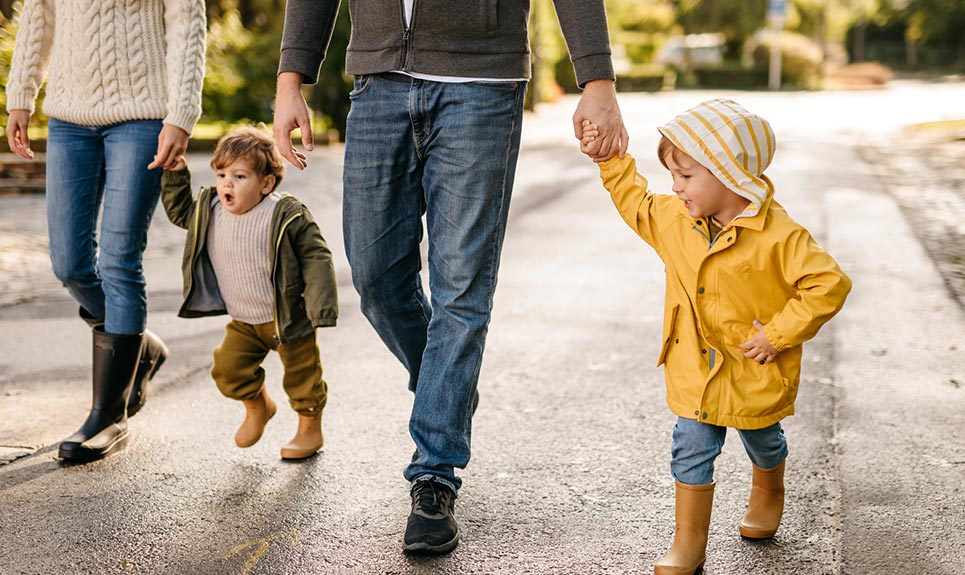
left=664, top=151, right=733, bottom=221
left=214, top=158, right=274, bottom=215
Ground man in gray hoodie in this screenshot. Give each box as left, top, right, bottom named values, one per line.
left=274, top=0, right=627, bottom=554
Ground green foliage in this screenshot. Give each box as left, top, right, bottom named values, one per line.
left=607, top=0, right=678, bottom=63
left=0, top=6, right=14, bottom=122
left=202, top=8, right=282, bottom=124
left=0, top=2, right=46, bottom=129
left=678, top=0, right=768, bottom=59
left=305, top=4, right=352, bottom=140
left=750, top=31, right=825, bottom=89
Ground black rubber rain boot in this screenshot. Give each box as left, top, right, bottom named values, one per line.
left=78, top=307, right=166, bottom=418
left=127, top=330, right=168, bottom=417
left=59, top=327, right=144, bottom=463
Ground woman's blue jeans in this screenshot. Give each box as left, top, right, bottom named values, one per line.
left=343, top=74, right=526, bottom=491
left=671, top=417, right=788, bottom=485
left=45, top=118, right=163, bottom=335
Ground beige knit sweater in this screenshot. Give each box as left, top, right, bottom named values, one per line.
left=6, top=0, right=206, bottom=134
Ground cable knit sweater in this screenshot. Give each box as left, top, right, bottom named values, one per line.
left=6, top=0, right=206, bottom=134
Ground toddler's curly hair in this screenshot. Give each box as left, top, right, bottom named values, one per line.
left=211, top=124, right=285, bottom=192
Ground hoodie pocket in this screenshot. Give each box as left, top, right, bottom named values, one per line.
left=657, top=304, right=680, bottom=366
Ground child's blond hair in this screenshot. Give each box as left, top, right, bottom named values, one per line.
left=211, top=125, right=285, bottom=192
left=657, top=135, right=689, bottom=171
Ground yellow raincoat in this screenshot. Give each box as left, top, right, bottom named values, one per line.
left=598, top=153, right=851, bottom=429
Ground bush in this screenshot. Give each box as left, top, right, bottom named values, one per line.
left=692, top=65, right=768, bottom=89
left=203, top=9, right=282, bottom=125
left=748, top=31, right=824, bottom=89
left=0, top=2, right=47, bottom=130
left=617, top=63, right=674, bottom=92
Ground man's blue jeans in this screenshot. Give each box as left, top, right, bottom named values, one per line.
left=45, top=118, right=163, bottom=335
left=343, top=74, right=526, bottom=491
left=671, top=417, right=788, bottom=485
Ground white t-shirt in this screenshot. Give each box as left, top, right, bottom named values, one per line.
left=393, top=0, right=527, bottom=83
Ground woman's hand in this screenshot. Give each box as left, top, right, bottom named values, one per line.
left=148, top=124, right=190, bottom=170
left=5, top=110, right=34, bottom=160
left=739, top=319, right=779, bottom=364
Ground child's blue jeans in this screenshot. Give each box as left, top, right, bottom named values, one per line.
left=671, top=417, right=788, bottom=485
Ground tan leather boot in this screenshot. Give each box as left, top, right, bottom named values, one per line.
left=280, top=413, right=323, bottom=460
left=654, top=481, right=715, bottom=575
left=234, top=388, right=277, bottom=448
left=739, top=461, right=785, bottom=539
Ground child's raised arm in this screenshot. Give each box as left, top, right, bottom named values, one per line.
left=160, top=162, right=197, bottom=231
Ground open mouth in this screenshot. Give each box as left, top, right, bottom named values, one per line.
left=223, top=193, right=235, bottom=205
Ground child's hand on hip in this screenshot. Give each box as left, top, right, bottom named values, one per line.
left=580, top=120, right=603, bottom=159
left=739, top=319, right=778, bottom=364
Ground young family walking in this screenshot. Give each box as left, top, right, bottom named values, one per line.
left=5, top=1, right=851, bottom=572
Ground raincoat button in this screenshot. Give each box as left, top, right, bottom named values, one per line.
left=698, top=287, right=705, bottom=294
left=674, top=338, right=679, bottom=344
left=701, top=348, right=707, bottom=354
left=694, top=410, right=700, bottom=416
left=701, top=412, right=708, bottom=420
left=727, top=236, right=733, bottom=242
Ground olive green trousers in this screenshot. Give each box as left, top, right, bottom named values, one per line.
left=211, top=320, right=326, bottom=415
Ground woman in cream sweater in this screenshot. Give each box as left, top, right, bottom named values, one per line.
left=4, top=0, right=206, bottom=462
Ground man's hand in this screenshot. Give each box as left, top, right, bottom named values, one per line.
left=148, top=124, right=190, bottom=170
left=273, top=71, right=313, bottom=170
left=572, top=79, right=628, bottom=163
left=5, top=110, right=34, bottom=160
left=739, top=319, right=779, bottom=364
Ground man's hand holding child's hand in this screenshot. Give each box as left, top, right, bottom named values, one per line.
left=739, top=319, right=779, bottom=364
left=580, top=120, right=604, bottom=161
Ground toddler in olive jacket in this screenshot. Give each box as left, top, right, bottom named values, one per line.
left=162, top=125, right=338, bottom=460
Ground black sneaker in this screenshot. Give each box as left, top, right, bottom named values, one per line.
left=403, top=479, right=460, bottom=553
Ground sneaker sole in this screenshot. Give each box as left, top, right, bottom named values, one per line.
left=402, top=533, right=460, bottom=554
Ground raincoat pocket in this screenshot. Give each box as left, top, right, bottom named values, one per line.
left=657, top=304, right=680, bottom=366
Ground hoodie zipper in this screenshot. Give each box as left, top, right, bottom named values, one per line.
left=399, top=0, right=413, bottom=70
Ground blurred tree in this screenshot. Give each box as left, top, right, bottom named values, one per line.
left=203, top=7, right=282, bottom=124
left=306, top=3, right=352, bottom=141
left=677, top=0, right=768, bottom=60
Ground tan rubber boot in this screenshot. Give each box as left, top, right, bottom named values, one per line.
left=280, top=413, right=323, bottom=460
left=234, top=388, right=277, bottom=448
left=739, top=461, right=785, bottom=539
left=654, top=481, right=715, bottom=575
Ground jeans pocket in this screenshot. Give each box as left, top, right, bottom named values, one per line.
left=349, top=75, right=373, bottom=99
left=467, top=80, right=521, bottom=90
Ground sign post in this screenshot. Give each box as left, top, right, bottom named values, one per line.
left=767, top=0, right=787, bottom=90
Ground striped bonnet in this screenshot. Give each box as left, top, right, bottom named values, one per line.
left=657, top=99, right=776, bottom=216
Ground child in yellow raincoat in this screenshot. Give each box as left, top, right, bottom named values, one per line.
left=581, top=99, right=851, bottom=575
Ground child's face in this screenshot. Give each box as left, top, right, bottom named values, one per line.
left=214, top=158, right=275, bottom=215
left=664, top=150, right=745, bottom=223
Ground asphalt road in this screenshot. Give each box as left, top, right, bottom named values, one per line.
left=1, top=85, right=964, bottom=575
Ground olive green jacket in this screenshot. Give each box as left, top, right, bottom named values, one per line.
left=161, top=168, right=338, bottom=344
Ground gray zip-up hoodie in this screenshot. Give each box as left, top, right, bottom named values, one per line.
left=279, top=0, right=614, bottom=87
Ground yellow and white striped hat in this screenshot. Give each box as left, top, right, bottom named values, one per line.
left=657, top=99, right=776, bottom=215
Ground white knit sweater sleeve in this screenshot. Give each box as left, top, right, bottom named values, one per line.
left=162, top=0, right=206, bottom=134
left=5, top=0, right=56, bottom=114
